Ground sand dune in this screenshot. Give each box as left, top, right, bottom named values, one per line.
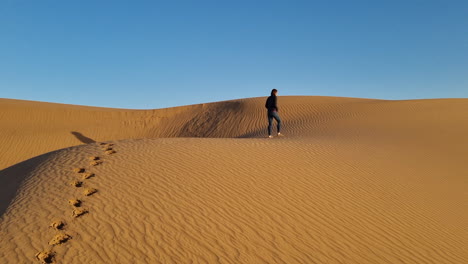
left=0, top=96, right=467, bottom=263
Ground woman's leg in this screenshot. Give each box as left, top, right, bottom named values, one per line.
left=272, top=112, right=281, bottom=133
left=268, top=114, right=274, bottom=136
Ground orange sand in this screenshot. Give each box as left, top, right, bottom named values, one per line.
left=0, top=97, right=467, bottom=263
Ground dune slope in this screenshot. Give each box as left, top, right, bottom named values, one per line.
left=0, top=96, right=467, bottom=263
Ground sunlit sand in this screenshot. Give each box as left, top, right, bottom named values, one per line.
left=1, top=97, right=467, bottom=263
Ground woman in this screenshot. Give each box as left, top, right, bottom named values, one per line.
left=265, top=89, right=282, bottom=138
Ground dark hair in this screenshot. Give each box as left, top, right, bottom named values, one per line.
left=271, top=89, right=278, bottom=96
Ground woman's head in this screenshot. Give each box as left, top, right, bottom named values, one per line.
left=271, top=89, right=278, bottom=96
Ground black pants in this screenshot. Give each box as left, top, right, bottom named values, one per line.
left=268, top=111, right=281, bottom=135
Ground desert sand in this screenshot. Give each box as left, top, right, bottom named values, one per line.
left=0, top=96, right=467, bottom=263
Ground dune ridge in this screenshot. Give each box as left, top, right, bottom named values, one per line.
left=1, top=96, right=467, bottom=263
left=1, top=96, right=467, bottom=170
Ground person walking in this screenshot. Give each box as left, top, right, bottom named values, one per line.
left=265, top=89, right=282, bottom=138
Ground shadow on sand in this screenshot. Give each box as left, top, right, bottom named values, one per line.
left=71, top=131, right=96, bottom=144
left=0, top=151, right=57, bottom=217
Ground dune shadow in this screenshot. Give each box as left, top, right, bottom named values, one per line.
left=236, top=124, right=278, bottom=138
left=236, top=129, right=265, bottom=138
left=71, top=131, right=96, bottom=144
left=0, top=151, right=57, bottom=217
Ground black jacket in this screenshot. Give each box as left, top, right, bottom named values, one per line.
left=265, top=95, right=278, bottom=113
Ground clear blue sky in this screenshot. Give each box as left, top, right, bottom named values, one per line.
left=1, top=0, right=467, bottom=109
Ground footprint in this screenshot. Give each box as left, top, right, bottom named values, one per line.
left=49, top=233, right=71, bottom=246
left=90, top=160, right=103, bottom=166
left=35, top=251, right=55, bottom=263
left=84, top=188, right=98, bottom=196
left=72, top=208, right=88, bottom=218
left=73, top=168, right=85, bottom=173
left=89, top=156, right=100, bottom=161
left=105, top=150, right=116, bottom=155
left=82, top=172, right=95, bottom=180
left=68, top=199, right=81, bottom=207
left=49, top=220, right=65, bottom=230
left=70, top=180, right=83, bottom=187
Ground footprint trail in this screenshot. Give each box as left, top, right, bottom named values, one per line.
left=35, top=142, right=117, bottom=263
